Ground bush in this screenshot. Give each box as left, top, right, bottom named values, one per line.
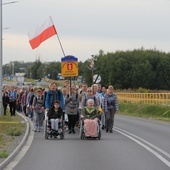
left=6, top=127, right=23, bottom=136
left=0, top=150, right=8, bottom=158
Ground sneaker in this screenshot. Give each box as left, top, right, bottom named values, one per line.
left=68, top=130, right=72, bottom=134
left=34, top=128, right=37, bottom=132
left=110, top=130, right=113, bottom=133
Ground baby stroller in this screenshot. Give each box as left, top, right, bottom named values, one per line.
left=44, top=112, right=65, bottom=140
left=80, top=117, right=101, bottom=140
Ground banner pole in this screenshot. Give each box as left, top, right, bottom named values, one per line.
left=49, top=16, right=66, bottom=57
left=56, top=33, right=66, bottom=57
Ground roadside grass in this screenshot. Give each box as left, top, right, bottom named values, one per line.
left=0, top=150, right=8, bottom=158
left=0, top=111, right=26, bottom=158
left=119, top=101, right=170, bottom=122
left=24, top=78, right=35, bottom=83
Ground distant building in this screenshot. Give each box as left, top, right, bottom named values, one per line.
left=15, top=73, right=25, bottom=85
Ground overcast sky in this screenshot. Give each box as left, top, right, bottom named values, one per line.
left=2, top=0, right=170, bottom=64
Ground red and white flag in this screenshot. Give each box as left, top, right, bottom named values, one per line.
left=28, top=16, right=57, bottom=49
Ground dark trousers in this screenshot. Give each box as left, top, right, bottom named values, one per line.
left=68, top=115, right=77, bottom=130
left=105, top=108, right=115, bottom=130
left=23, top=105, right=27, bottom=115
left=3, top=104, right=7, bottom=115
left=9, top=101, right=16, bottom=116
left=16, top=104, right=22, bottom=112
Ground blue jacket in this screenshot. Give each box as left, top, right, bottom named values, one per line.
left=45, top=90, right=64, bottom=109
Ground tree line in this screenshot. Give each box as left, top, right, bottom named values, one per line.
left=3, top=48, right=170, bottom=90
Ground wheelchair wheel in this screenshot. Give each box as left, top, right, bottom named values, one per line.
left=44, top=122, right=48, bottom=139
left=60, top=132, right=64, bottom=139
left=98, top=130, right=101, bottom=140
left=45, top=132, right=48, bottom=139
left=80, top=128, right=85, bottom=140
left=59, top=121, right=65, bottom=139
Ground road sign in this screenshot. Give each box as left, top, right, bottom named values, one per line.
left=93, top=74, right=101, bottom=83
left=61, top=55, right=78, bottom=77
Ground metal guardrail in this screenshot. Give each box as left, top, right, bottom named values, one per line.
left=116, top=93, right=170, bottom=105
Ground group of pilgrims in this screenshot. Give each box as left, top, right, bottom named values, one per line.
left=2, top=80, right=118, bottom=134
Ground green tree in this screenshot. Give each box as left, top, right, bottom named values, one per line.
left=30, top=59, right=42, bottom=79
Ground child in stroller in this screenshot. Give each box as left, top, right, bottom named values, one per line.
left=80, top=99, right=101, bottom=140
left=45, top=100, right=65, bottom=139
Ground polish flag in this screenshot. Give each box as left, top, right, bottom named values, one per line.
left=28, top=16, right=57, bottom=49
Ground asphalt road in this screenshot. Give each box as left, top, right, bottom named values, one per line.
left=5, top=115, right=170, bottom=170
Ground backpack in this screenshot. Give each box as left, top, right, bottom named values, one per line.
left=34, top=96, right=44, bottom=109
left=35, top=95, right=44, bottom=102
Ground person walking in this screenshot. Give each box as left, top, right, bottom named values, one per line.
left=103, top=85, right=118, bottom=133
left=26, top=88, right=34, bottom=119
left=99, top=85, right=107, bottom=130
left=62, top=80, right=70, bottom=94
left=45, top=82, right=64, bottom=111
left=62, top=87, right=69, bottom=129
left=2, top=91, right=9, bottom=115
left=21, top=89, right=27, bottom=116
left=65, top=86, right=79, bottom=134
left=8, top=86, right=17, bottom=116
left=78, top=83, right=88, bottom=109
left=81, top=87, right=99, bottom=109
left=32, top=88, right=45, bottom=132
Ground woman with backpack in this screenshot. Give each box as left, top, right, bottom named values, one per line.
left=32, top=88, right=45, bottom=132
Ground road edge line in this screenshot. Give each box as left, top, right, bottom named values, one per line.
left=0, top=113, right=30, bottom=169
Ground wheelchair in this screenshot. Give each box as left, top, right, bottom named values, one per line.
left=44, top=113, right=65, bottom=140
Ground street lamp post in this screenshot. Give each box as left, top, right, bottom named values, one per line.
left=0, top=0, right=18, bottom=115
left=2, top=1, right=18, bottom=5
left=0, top=0, right=3, bottom=115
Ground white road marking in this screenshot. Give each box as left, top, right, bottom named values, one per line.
left=114, top=127, right=170, bottom=168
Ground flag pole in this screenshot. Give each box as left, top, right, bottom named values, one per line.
left=56, top=33, right=66, bottom=57
left=49, top=16, right=66, bottom=58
